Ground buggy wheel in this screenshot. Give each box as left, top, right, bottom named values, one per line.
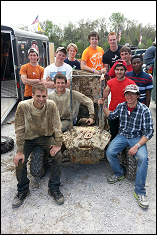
left=1, top=136, right=14, bottom=154
left=29, top=146, right=45, bottom=178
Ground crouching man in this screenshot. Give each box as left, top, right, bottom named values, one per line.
left=48, top=73, right=95, bottom=133
left=12, top=83, right=64, bottom=208
left=98, top=84, right=154, bottom=209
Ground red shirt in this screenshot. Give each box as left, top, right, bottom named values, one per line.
left=107, top=77, right=136, bottom=111
left=127, top=105, right=135, bottom=116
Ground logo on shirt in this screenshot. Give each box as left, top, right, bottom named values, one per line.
left=33, top=72, right=35, bottom=75
left=112, top=54, right=119, bottom=63
left=50, top=71, right=66, bottom=81
left=90, top=53, right=103, bottom=69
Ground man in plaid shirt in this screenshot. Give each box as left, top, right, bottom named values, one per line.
left=98, top=84, right=154, bottom=209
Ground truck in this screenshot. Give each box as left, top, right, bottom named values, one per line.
left=1, top=25, right=54, bottom=124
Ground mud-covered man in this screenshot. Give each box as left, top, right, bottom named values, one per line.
left=48, top=73, right=95, bottom=132
left=12, top=83, right=64, bottom=208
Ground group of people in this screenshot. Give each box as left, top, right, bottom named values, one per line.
left=12, top=31, right=154, bottom=210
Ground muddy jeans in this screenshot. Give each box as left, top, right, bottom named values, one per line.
left=16, top=135, right=62, bottom=193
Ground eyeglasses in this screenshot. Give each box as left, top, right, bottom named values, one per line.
left=125, top=92, right=136, bottom=97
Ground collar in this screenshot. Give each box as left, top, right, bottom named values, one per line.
left=124, top=101, right=139, bottom=111
left=132, top=70, right=143, bottom=76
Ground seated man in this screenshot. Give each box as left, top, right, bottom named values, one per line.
left=12, top=83, right=64, bottom=208
left=99, top=84, right=154, bottom=209
left=48, top=73, right=95, bottom=132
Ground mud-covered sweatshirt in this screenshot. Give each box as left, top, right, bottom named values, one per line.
left=48, top=89, right=95, bottom=120
left=15, top=99, right=62, bottom=152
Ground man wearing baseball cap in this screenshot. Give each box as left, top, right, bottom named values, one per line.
left=99, top=60, right=136, bottom=140
left=99, top=84, right=154, bottom=209
left=20, top=48, right=44, bottom=100
left=42, top=46, right=72, bottom=95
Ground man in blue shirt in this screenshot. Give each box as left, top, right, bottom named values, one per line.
left=99, top=84, right=154, bottom=209
left=126, top=55, right=153, bottom=107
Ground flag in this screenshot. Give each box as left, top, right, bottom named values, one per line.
left=119, top=28, right=121, bottom=42
left=139, top=29, right=142, bottom=44
left=31, top=15, right=39, bottom=25
left=38, top=22, right=45, bottom=32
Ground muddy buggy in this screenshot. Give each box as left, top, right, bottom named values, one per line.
left=29, top=70, right=137, bottom=181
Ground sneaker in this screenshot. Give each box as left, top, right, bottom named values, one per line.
left=107, top=174, right=125, bottom=184
left=48, top=189, right=64, bottom=205
left=134, top=192, right=149, bottom=209
left=12, top=189, right=30, bottom=209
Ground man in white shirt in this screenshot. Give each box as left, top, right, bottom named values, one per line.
left=42, top=47, right=72, bottom=95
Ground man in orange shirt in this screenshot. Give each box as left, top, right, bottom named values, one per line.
left=80, top=31, right=104, bottom=75
left=20, top=48, right=44, bottom=100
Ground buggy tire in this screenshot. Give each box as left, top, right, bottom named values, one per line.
left=29, top=146, right=45, bottom=178
left=125, top=146, right=137, bottom=180
left=1, top=136, right=14, bottom=154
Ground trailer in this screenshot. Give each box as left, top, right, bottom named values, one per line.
left=1, top=25, right=54, bottom=124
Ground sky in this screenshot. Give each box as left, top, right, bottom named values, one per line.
left=1, top=1, right=156, bottom=30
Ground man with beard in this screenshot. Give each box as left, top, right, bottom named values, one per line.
left=98, top=60, right=136, bottom=140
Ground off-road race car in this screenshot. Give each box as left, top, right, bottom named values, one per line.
left=28, top=70, right=137, bottom=181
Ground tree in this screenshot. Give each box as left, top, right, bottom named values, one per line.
left=40, top=20, right=63, bottom=48
left=109, top=13, right=125, bottom=35
left=63, top=22, right=78, bottom=47
left=146, top=38, right=153, bottom=48
left=15, top=15, right=156, bottom=51
left=96, top=17, right=108, bottom=46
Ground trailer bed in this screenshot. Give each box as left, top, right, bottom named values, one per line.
left=1, top=79, right=18, bottom=124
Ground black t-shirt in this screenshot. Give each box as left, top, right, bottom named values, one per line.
left=102, top=45, right=123, bottom=68
left=64, top=58, right=80, bottom=69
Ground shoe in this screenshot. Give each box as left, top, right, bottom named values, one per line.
left=48, top=189, right=64, bottom=205
left=107, top=174, right=125, bottom=184
left=134, top=192, right=149, bottom=209
left=12, top=189, right=30, bottom=209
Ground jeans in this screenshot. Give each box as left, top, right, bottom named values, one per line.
left=106, top=134, right=148, bottom=195
left=16, top=135, right=62, bottom=193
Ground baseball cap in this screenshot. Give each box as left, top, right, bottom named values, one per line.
left=56, top=46, right=66, bottom=54
left=114, top=59, right=127, bottom=70
left=28, top=48, right=39, bottom=55
left=124, top=84, right=139, bottom=94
